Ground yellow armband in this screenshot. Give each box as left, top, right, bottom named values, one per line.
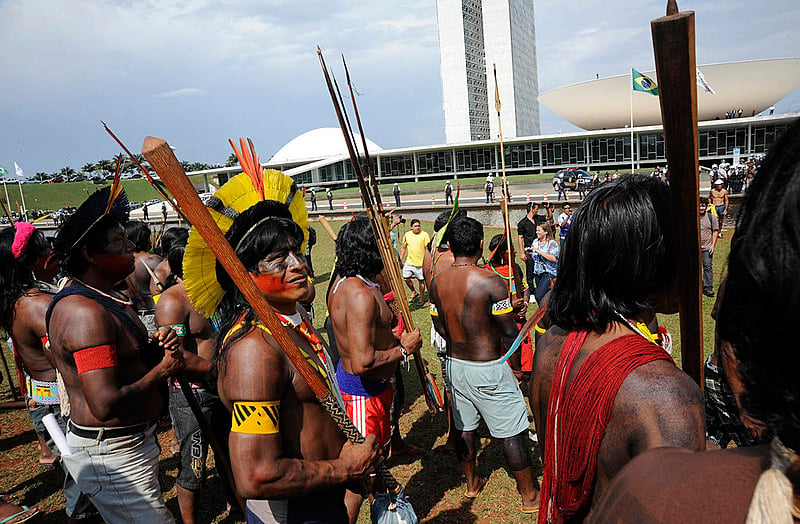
left=534, top=324, right=547, bottom=334
left=232, top=401, right=280, bottom=434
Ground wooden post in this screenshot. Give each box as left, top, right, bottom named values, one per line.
left=651, top=0, right=703, bottom=385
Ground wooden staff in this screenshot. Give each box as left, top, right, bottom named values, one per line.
left=318, top=215, right=337, bottom=241
left=318, top=47, right=443, bottom=414
left=142, top=136, right=402, bottom=493
left=493, top=64, right=515, bottom=296
left=651, top=0, right=703, bottom=385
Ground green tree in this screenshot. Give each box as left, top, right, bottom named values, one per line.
left=81, top=162, right=96, bottom=175
left=225, top=153, right=239, bottom=167
left=59, top=166, right=76, bottom=179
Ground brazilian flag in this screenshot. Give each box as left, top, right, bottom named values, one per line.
left=632, top=68, right=659, bottom=96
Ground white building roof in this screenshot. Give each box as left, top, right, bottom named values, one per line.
left=538, top=58, right=800, bottom=130
left=268, top=127, right=383, bottom=165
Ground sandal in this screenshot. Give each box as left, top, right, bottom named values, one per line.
left=0, top=504, right=39, bottom=524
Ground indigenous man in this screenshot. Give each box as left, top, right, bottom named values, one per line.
left=201, top=167, right=380, bottom=524
left=150, top=227, right=189, bottom=296
left=530, top=176, right=704, bottom=522
left=328, top=217, right=422, bottom=521
left=155, top=244, right=232, bottom=524
left=429, top=217, right=539, bottom=513
left=124, top=220, right=162, bottom=334
left=590, top=120, right=800, bottom=523
left=399, top=219, right=430, bottom=304
left=0, top=223, right=93, bottom=522
left=709, top=178, right=729, bottom=238
left=48, top=187, right=197, bottom=523
left=423, top=208, right=466, bottom=447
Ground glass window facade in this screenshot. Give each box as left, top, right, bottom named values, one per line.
left=589, top=136, right=631, bottom=164
left=380, top=154, right=415, bottom=178
left=638, top=134, right=665, bottom=161
left=506, top=143, right=540, bottom=169
left=455, top=147, right=495, bottom=172
left=417, top=151, right=454, bottom=175
left=752, top=124, right=788, bottom=153
left=293, top=171, right=312, bottom=185
left=699, top=127, right=748, bottom=157
left=320, top=162, right=355, bottom=183
left=542, top=140, right=586, bottom=166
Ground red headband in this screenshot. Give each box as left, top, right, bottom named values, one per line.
left=11, top=222, right=36, bottom=259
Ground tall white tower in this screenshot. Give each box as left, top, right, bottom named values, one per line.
left=436, top=0, right=540, bottom=143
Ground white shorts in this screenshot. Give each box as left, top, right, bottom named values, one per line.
left=402, top=264, right=424, bottom=280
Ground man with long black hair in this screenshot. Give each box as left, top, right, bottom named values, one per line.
left=0, top=223, right=94, bottom=522
left=531, top=175, right=704, bottom=522
left=327, top=216, right=422, bottom=521
left=201, top=166, right=380, bottom=524
left=430, top=216, right=539, bottom=514
left=48, top=187, right=193, bottom=523
left=124, top=221, right=162, bottom=334
left=591, top=120, right=800, bottom=522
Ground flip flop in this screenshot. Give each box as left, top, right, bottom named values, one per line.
left=0, top=505, right=39, bottom=524
left=464, top=476, right=488, bottom=499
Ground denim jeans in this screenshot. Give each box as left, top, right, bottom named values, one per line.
left=27, top=403, right=94, bottom=518
left=701, top=249, right=714, bottom=293
left=63, top=423, right=174, bottom=523
left=534, top=273, right=554, bottom=304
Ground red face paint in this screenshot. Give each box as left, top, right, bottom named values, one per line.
left=251, top=273, right=288, bottom=294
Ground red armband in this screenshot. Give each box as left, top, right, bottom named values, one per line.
left=73, top=345, right=118, bottom=374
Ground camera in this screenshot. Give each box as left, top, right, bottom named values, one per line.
left=399, top=215, right=406, bottom=224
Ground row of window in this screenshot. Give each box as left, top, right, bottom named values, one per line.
left=299, top=124, right=790, bottom=182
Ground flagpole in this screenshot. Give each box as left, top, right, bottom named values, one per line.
left=630, top=67, right=635, bottom=174
left=17, top=179, right=27, bottom=219
left=2, top=180, right=9, bottom=211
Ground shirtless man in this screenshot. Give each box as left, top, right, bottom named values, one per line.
left=429, top=216, right=539, bottom=513
left=149, top=227, right=189, bottom=296
left=709, top=179, right=729, bottom=238
left=48, top=188, right=195, bottom=523
left=328, top=217, right=422, bottom=521
left=0, top=223, right=92, bottom=522
left=530, top=176, right=704, bottom=522
left=155, top=244, right=231, bottom=524
left=124, top=221, right=162, bottom=334
left=590, top=120, right=800, bottom=523
left=214, top=205, right=380, bottom=523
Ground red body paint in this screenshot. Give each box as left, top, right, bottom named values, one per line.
left=251, top=273, right=287, bottom=293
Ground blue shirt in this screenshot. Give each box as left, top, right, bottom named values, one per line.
left=532, top=239, right=559, bottom=276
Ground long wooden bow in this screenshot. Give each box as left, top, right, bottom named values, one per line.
left=318, top=47, right=443, bottom=414
left=142, top=136, right=402, bottom=493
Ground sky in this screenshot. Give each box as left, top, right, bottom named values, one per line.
left=1, top=0, right=799, bottom=175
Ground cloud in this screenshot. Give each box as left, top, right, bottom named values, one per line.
left=154, top=87, right=205, bottom=99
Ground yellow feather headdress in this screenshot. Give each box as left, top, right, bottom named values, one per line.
left=183, top=139, right=309, bottom=318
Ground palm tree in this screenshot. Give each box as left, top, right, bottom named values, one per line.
left=34, top=172, right=50, bottom=182
left=81, top=162, right=96, bottom=175
left=225, top=153, right=239, bottom=167
left=59, top=166, right=76, bottom=178
left=96, top=159, right=114, bottom=176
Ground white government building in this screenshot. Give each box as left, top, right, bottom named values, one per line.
left=190, top=0, right=800, bottom=189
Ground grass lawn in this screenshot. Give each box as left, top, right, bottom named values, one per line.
left=3, top=176, right=208, bottom=212
left=0, top=218, right=730, bottom=523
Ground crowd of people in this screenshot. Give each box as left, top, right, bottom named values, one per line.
left=0, top=121, right=798, bottom=524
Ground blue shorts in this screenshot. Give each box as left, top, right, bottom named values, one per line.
left=445, top=356, right=529, bottom=438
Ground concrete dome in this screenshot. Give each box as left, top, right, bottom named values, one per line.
left=268, top=127, right=383, bottom=165
left=539, top=58, right=800, bottom=130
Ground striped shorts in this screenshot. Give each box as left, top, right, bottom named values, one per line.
left=341, top=385, right=393, bottom=448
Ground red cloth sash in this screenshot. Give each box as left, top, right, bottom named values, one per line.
left=539, top=330, right=673, bottom=523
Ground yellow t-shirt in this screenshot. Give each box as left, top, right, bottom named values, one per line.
left=402, top=230, right=430, bottom=267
